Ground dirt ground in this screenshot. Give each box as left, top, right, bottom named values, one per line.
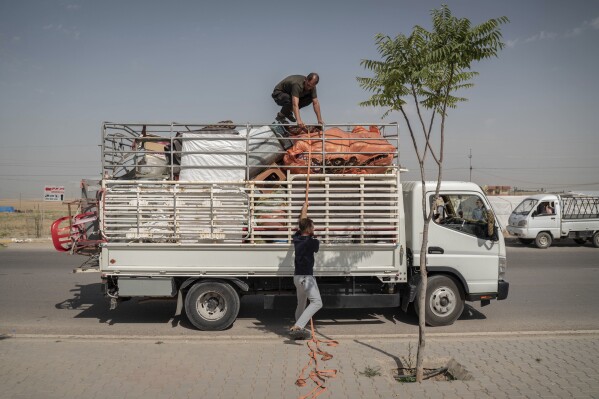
left=0, top=199, right=74, bottom=239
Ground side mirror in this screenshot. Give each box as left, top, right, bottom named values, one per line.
left=492, top=226, right=499, bottom=242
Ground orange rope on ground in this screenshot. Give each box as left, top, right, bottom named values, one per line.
left=295, top=129, right=339, bottom=399
left=295, top=319, right=339, bottom=399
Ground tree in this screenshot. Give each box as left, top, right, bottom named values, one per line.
left=358, top=5, right=507, bottom=382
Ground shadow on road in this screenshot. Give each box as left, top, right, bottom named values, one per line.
left=54, top=283, right=193, bottom=328
left=53, top=283, right=488, bottom=335
left=459, top=304, right=487, bottom=321
left=238, top=294, right=421, bottom=342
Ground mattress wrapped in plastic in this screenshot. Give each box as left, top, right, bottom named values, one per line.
left=283, top=126, right=396, bottom=174
left=179, top=128, right=246, bottom=182
left=179, top=126, right=289, bottom=182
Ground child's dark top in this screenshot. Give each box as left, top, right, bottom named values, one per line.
left=293, top=231, right=320, bottom=275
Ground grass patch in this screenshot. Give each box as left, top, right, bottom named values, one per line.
left=359, top=366, right=382, bottom=378
left=0, top=211, right=67, bottom=238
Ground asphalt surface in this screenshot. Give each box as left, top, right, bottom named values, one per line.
left=1, top=239, right=598, bottom=337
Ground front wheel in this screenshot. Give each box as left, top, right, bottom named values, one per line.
left=592, top=232, right=599, bottom=248
left=184, top=281, right=240, bottom=331
left=415, top=275, right=464, bottom=327
left=535, top=232, right=552, bottom=249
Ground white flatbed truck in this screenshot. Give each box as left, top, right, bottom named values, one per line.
left=507, top=194, right=599, bottom=248
left=53, top=122, right=508, bottom=330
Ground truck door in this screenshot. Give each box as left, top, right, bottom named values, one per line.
left=529, top=200, right=560, bottom=237
left=426, top=192, right=499, bottom=294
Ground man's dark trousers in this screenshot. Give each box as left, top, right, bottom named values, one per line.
left=272, top=92, right=313, bottom=118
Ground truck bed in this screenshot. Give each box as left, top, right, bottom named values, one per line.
left=99, top=174, right=406, bottom=279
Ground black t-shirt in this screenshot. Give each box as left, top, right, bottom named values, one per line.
left=293, top=231, right=320, bottom=275
left=273, top=75, right=317, bottom=99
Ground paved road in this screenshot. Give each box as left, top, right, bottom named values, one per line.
left=1, top=240, right=598, bottom=338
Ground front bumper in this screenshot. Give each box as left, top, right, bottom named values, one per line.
left=507, top=226, right=525, bottom=237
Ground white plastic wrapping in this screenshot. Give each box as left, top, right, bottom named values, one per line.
left=179, top=130, right=246, bottom=182
left=178, top=126, right=285, bottom=182
left=238, top=126, right=285, bottom=178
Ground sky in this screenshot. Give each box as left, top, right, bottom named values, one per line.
left=1, top=0, right=598, bottom=199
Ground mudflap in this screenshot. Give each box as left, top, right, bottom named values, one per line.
left=401, top=275, right=420, bottom=312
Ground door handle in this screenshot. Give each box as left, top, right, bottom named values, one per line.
left=428, top=246, right=444, bottom=254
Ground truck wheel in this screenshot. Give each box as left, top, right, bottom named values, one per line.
left=574, top=238, right=586, bottom=245
left=518, top=238, right=533, bottom=245
left=415, top=275, right=464, bottom=327
left=184, top=281, right=240, bottom=331
left=592, top=232, right=599, bottom=248
left=535, top=232, right=552, bottom=249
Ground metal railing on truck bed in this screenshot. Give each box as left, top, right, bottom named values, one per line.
left=101, top=174, right=400, bottom=245
left=101, top=122, right=400, bottom=180
left=98, top=122, right=401, bottom=246
left=562, top=196, right=599, bottom=220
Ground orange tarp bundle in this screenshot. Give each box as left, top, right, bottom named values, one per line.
left=283, top=126, right=396, bottom=175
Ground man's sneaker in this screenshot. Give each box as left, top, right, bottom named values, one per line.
left=289, top=328, right=311, bottom=340
left=275, top=112, right=289, bottom=124
left=284, top=113, right=296, bottom=123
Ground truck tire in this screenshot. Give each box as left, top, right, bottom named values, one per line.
left=574, top=238, right=587, bottom=245
left=593, top=232, right=599, bottom=248
left=535, top=232, right=552, bottom=249
left=415, top=275, right=464, bottom=327
left=184, top=281, right=240, bottom=331
left=518, top=238, right=533, bottom=245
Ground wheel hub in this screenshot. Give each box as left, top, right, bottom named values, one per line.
left=429, top=287, right=456, bottom=317
left=197, top=291, right=227, bottom=320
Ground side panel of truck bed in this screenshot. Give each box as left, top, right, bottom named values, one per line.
left=100, top=243, right=405, bottom=280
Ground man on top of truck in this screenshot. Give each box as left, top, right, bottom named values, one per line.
left=272, top=73, right=324, bottom=128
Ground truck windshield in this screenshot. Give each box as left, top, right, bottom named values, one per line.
left=513, top=199, right=538, bottom=216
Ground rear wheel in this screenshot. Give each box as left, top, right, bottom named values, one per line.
left=415, top=275, right=464, bottom=327
left=184, top=281, right=240, bottom=331
left=592, top=232, right=599, bottom=248
left=518, top=238, right=533, bottom=245
left=574, top=238, right=586, bottom=245
left=535, top=232, right=552, bottom=249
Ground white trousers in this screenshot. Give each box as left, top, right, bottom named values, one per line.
left=293, top=275, right=323, bottom=329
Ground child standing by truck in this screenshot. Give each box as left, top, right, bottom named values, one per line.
left=290, top=202, right=322, bottom=339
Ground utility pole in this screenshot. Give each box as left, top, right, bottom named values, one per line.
left=468, top=148, right=472, bottom=182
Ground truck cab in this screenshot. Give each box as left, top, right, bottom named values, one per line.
left=402, top=182, right=508, bottom=326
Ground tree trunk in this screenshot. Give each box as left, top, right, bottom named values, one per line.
left=416, top=218, right=429, bottom=382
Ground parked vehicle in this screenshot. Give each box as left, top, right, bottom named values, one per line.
left=507, top=194, right=599, bottom=249
left=52, top=122, right=508, bottom=330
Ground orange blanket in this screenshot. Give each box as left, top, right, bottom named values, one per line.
left=283, top=126, right=396, bottom=174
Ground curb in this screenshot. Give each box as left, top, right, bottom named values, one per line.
left=3, top=329, right=599, bottom=343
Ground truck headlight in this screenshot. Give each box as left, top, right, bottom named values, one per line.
left=518, top=220, right=527, bottom=227
left=499, top=257, right=507, bottom=280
